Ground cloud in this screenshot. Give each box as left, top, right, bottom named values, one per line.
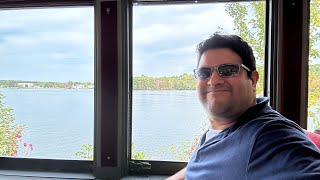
left=0, top=3, right=247, bottom=80
left=133, top=3, right=234, bottom=45
left=0, top=7, right=94, bottom=82
left=132, top=3, right=237, bottom=77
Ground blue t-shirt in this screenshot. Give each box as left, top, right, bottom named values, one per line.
left=186, top=97, right=320, bottom=180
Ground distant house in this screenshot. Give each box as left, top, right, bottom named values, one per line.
left=74, top=84, right=85, bottom=89
left=17, top=83, right=34, bottom=88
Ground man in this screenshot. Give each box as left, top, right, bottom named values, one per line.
left=167, top=33, right=320, bottom=179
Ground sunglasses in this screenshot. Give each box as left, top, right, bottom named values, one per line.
left=193, top=64, right=251, bottom=80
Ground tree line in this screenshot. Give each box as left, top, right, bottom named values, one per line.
left=1, top=64, right=319, bottom=92
left=0, top=80, right=93, bottom=89
left=133, top=73, right=196, bottom=90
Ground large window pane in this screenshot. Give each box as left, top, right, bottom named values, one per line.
left=132, top=1, right=266, bottom=161
left=0, top=7, right=94, bottom=160
left=307, top=0, right=320, bottom=132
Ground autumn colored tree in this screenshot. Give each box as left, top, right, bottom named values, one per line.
left=308, top=0, right=320, bottom=130
left=133, top=74, right=196, bottom=90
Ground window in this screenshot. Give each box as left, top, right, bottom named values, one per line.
left=0, top=7, right=94, bottom=160
left=0, top=0, right=311, bottom=179
left=307, top=0, right=320, bottom=132
left=131, top=1, right=266, bottom=163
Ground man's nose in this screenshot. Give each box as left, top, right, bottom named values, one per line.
left=207, top=70, right=224, bottom=86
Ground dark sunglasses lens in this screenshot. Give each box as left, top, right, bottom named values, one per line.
left=218, top=65, right=239, bottom=77
left=195, top=68, right=211, bottom=79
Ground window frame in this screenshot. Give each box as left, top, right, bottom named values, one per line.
left=127, top=0, right=311, bottom=176
left=128, top=0, right=270, bottom=175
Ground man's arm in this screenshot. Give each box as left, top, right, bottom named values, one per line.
left=166, top=167, right=186, bottom=180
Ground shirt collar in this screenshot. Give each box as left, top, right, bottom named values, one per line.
left=225, top=97, right=271, bottom=133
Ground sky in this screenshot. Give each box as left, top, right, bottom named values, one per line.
left=0, top=3, right=238, bottom=82
left=132, top=3, right=235, bottom=77
left=1, top=2, right=319, bottom=82
left=0, top=7, right=94, bottom=82
left=9, top=2, right=316, bottom=82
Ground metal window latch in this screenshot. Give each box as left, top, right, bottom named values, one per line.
left=130, top=161, right=151, bottom=172
left=106, top=8, right=110, bottom=15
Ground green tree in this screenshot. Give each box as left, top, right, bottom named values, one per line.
left=75, top=144, right=93, bottom=160
left=308, top=0, right=320, bottom=130
left=131, top=144, right=146, bottom=160
left=0, top=93, right=26, bottom=156
left=225, top=1, right=320, bottom=129
left=75, top=143, right=146, bottom=160
left=309, top=0, right=320, bottom=61
left=225, top=2, right=266, bottom=97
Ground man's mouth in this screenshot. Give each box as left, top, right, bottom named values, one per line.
left=207, top=90, right=229, bottom=95
left=206, top=88, right=230, bottom=93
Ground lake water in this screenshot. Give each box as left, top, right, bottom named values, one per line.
left=132, top=90, right=207, bottom=161
left=0, top=88, right=207, bottom=161
left=1, top=88, right=94, bottom=160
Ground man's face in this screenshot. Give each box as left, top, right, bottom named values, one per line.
left=196, top=48, right=258, bottom=121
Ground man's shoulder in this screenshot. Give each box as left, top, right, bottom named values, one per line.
left=237, top=105, right=295, bottom=133
left=239, top=97, right=290, bottom=127
left=246, top=115, right=320, bottom=179
left=255, top=108, right=302, bottom=132
left=245, top=110, right=304, bottom=141
left=246, top=98, right=300, bottom=131
left=236, top=108, right=305, bottom=150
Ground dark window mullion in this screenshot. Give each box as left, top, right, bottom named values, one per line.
left=278, top=0, right=309, bottom=127
left=94, top=0, right=128, bottom=179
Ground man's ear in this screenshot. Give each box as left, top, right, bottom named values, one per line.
left=250, top=70, right=259, bottom=92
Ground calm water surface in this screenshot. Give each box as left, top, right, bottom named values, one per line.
left=0, top=88, right=207, bottom=161
left=132, top=90, right=207, bottom=161
left=1, top=88, right=94, bottom=160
